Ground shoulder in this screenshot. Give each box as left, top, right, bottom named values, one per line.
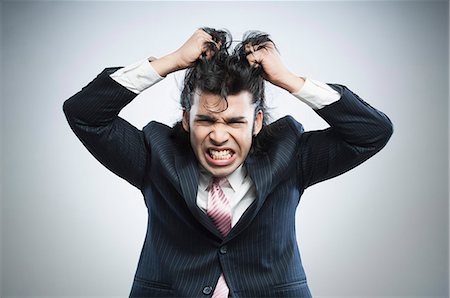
left=264, top=115, right=304, bottom=136
left=252, top=115, right=304, bottom=154
left=249, top=115, right=305, bottom=183
left=251, top=115, right=304, bottom=169
left=142, top=121, right=190, bottom=149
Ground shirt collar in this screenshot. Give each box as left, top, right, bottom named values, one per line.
left=199, top=164, right=246, bottom=192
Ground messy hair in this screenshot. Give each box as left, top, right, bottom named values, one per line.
left=180, top=27, right=276, bottom=126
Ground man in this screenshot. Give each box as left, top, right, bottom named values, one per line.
left=63, top=28, right=393, bottom=297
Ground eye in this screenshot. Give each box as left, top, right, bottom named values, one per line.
left=227, top=120, right=246, bottom=127
left=195, top=119, right=214, bottom=125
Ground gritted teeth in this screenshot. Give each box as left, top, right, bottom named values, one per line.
left=208, top=149, right=234, bottom=160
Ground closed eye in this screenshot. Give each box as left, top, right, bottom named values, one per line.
left=194, top=115, right=247, bottom=126
left=194, top=115, right=216, bottom=124
left=227, top=121, right=246, bottom=126
left=195, top=120, right=215, bottom=127
left=226, top=117, right=247, bottom=126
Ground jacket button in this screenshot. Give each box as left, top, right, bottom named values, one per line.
left=220, top=245, right=228, bottom=254
left=202, top=286, right=213, bottom=295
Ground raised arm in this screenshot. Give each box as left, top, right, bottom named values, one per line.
left=246, top=39, right=393, bottom=189
left=296, top=84, right=393, bottom=189
left=63, top=68, right=150, bottom=189
left=63, top=29, right=220, bottom=189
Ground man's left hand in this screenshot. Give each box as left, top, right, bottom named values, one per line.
left=245, top=42, right=305, bottom=93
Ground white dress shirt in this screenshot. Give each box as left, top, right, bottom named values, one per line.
left=110, top=58, right=341, bottom=226
left=198, top=165, right=254, bottom=228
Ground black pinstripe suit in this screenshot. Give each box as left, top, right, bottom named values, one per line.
left=63, top=67, right=393, bottom=298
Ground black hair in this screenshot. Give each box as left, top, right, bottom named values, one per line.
left=180, top=27, right=275, bottom=126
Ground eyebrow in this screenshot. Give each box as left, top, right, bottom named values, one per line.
left=194, top=115, right=217, bottom=121
left=194, top=115, right=247, bottom=123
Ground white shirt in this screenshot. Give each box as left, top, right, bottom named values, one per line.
left=110, top=58, right=341, bottom=226
left=198, top=165, right=254, bottom=228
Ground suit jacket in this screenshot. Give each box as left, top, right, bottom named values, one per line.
left=63, top=67, right=393, bottom=297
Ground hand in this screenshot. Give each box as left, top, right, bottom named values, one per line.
left=245, top=42, right=304, bottom=93
left=172, top=29, right=220, bottom=69
left=150, top=29, right=220, bottom=77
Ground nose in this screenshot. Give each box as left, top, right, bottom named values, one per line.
left=209, top=125, right=229, bottom=146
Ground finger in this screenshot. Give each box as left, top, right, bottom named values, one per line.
left=244, top=43, right=255, bottom=54
left=201, top=39, right=222, bottom=60
left=245, top=41, right=274, bottom=57
left=202, top=49, right=214, bottom=60
left=244, top=44, right=256, bottom=66
left=208, top=38, right=221, bottom=50
left=197, top=30, right=220, bottom=49
left=246, top=51, right=262, bottom=67
left=199, top=46, right=215, bottom=60
left=254, top=41, right=274, bottom=51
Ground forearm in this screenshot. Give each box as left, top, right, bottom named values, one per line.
left=63, top=67, right=137, bottom=126
left=316, top=84, right=393, bottom=150
left=273, top=72, right=305, bottom=94
left=150, top=53, right=185, bottom=77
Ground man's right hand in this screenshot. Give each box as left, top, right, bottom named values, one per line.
left=150, top=29, right=220, bottom=77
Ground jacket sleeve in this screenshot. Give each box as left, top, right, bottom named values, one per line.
left=295, top=84, right=393, bottom=189
left=63, top=67, right=148, bottom=190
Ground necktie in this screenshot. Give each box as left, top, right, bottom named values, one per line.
left=207, top=177, right=231, bottom=298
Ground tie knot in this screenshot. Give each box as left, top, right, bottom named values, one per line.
left=211, top=177, right=227, bottom=187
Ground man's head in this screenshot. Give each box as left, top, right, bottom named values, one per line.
left=180, top=28, right=273, bottom=177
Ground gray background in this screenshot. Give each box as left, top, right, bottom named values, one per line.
left=1, top=1, right=449, bottom=297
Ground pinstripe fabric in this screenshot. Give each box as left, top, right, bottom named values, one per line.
left=63, top=68, right=393, bottom=297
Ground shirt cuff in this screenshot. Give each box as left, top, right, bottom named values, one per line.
left=291, top=77, right=341, bottom=109
left=109, top=58, right=164, bottom=94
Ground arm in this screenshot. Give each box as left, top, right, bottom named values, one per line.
left=296, top=84, right=393, bottom=189
left=247, top=41, right=393, bottom=189
left=63, top=68, right=150, bottom=189
left=63, top=29, right=219, bottom=189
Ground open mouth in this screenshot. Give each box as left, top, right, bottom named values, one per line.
left=204, top=148, right=237, bottom=168
left=208, top=149, right=234, bottom=160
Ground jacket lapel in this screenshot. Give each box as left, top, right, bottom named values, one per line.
left=226, top=153, right=272, bottom=242
left=174, top=153, right=223, bottom=240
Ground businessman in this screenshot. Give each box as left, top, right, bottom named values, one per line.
left=63, top=28, right=393, bottom=297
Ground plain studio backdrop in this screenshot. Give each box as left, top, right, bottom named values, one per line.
left=1, top=1, right=448, bottom=297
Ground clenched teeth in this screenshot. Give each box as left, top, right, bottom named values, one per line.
left=209, top=149, right=233, bottom=160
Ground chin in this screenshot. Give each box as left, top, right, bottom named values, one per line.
left=203, top=164, right=237, bottom=178
left=207, top=168, right=233, bottom=178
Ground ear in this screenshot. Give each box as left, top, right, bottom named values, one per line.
left=253, top=110, right=263, bottom=136
left=182, top=110, right=189, bottom=132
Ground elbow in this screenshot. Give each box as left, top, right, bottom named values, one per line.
left=355, top=115, right=394, bottom=154
left=62, top=97, right=85, bottom=129
left=62, top=99, right=70, bottom=116
left=373, top=115, right=394, bottom=151
left=62, top=98, right=75, bottom=125
left=384, top=118, right=394, bottom=142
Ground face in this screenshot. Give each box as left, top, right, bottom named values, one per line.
left=182, top=90, right=263, bottom=177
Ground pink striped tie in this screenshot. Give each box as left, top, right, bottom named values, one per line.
left=207, top=177, right=231, bottom=298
